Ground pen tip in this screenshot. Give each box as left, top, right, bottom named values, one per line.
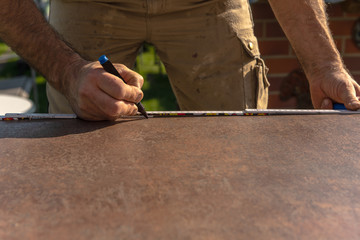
left=136, top=103, right=148, bottom=119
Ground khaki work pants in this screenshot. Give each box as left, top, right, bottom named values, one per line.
left=47, top=0, right=269, bottom=113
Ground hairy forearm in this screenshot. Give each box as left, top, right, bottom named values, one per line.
left=268, top=0, right=344, bottom=80
left=0, top=0, right=84, bottom=93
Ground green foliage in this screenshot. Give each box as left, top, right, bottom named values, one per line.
left=32, top=76, right=49, bottom=113
left=0, top=43, right=9, bottom=55
left=135, top=44, right=178, bottom=111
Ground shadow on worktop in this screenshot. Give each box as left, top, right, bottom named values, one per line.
left=0, top=118, right=143, bottom=139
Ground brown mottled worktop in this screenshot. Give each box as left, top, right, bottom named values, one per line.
left=0, top=115, right=359, bottom=239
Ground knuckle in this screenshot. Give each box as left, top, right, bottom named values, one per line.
left=103, top=101, right=135, bottom=118
left=130, top=75, right=144, bottom=87
left=132, top=106, right=139, bottom=115
left=118, top=102, right=138, bottom=116
left=125, top=106, right=137, bottom=116
left=137, top=75, right=144, bottom=85
left=117, top=87, right=126, bottom=99
left=104, top=103, right=121, bottom=118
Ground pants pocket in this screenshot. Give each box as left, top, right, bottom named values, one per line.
left=238, top=34, right=270, bottom=109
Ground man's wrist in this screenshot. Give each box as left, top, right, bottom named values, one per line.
left=302, top=60, right=345, bottom=81
left=50, top=53, right=86, bottom=96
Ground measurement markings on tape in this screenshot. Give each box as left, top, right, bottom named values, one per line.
left=1, top=109, right=360, bottom=121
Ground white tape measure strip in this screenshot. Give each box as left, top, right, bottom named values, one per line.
left=139, top=109, right=360, bottom=117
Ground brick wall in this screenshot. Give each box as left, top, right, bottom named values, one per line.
left=251, top=1, right=360, bottom=109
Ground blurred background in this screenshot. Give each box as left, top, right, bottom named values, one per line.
left=1, top=0, right=360, bottom=113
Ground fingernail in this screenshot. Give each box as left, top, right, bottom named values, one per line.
left=136, top=93, right=143, bottom=103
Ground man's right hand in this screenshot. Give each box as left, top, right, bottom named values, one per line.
left=0, top=0, right=144, bottom=121
left=63, top=60, right=144, bottom=121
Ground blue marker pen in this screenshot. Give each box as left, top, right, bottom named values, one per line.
left=333, top=103, right=346, bottom=110
left=99, top=55, right=148, bottom=119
